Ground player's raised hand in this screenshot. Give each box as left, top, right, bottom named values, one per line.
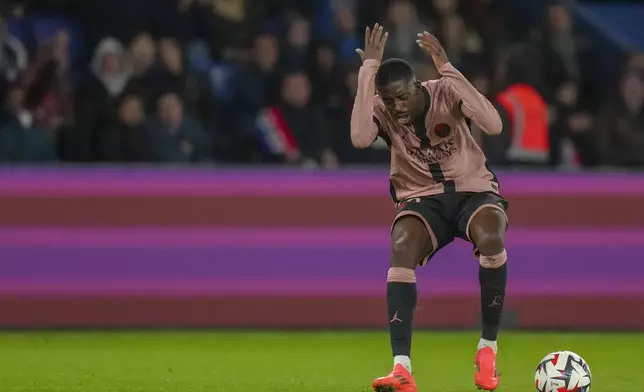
left=356, top=23, right=389, bottom=63
left=416, top=31, right=449, bottom=70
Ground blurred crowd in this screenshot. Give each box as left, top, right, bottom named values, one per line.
left=0, top=0, right=642, bottom=169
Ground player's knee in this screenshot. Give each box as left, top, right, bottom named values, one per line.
left=390, top=216, right=432, bottom=269
left=390, top=233, right=419, bottom=269
left=474, top=230, right=505, bottom=258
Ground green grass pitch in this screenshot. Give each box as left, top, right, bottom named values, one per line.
left=1, top=331, right=643, bottom=392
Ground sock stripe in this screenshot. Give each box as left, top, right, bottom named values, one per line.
left=387, top=267, right=416, bottom=283
left=479, top=249, right=507, bottom=268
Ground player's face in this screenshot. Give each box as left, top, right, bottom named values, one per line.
left=378, top=80, right=421, bottom=125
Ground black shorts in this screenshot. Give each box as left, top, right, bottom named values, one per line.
left=392, top=192, right=509, bottom=266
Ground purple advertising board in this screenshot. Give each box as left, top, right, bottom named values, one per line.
left=0, top=167, right=643, bottom=196
left=1, top=227, right=643, bottom=296
left=0, top=168, right=642, bottom=329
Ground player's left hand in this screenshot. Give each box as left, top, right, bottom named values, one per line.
left=416, top=31, right=449, bottom=70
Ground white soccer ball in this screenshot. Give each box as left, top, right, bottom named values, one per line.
left=534, top=351, right=592, bottom=392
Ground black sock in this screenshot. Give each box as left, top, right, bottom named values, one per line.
left=479, top=263, right=507, bottom=341
left=387, top=282, right=417, bottom=357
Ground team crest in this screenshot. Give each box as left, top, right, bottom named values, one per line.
left=434, top=123, right=451, bottom=138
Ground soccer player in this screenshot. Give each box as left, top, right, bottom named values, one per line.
left=351, top=24, right=508, bottom=392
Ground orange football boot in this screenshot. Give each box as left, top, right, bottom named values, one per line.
left=372, top=363, right=417, bottom=392
left=475, top=346, right=500, bottom=391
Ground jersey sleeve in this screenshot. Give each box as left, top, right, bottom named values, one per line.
left=439, top=62, right=503, bottom=135
left=350, top=59, right=383, bottom=148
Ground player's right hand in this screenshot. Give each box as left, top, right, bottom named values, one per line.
left=356, top=23, right=388, bottom=63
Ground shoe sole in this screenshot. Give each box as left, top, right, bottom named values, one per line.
left=373, top=383, right=417, bottom=392
left=373, top=386, right=396, bottom=392
left=475, top=380, right=499, bottom=391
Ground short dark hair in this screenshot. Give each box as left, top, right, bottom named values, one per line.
left=376, top=58, right=415, bottom=88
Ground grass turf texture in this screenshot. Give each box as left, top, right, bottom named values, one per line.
left=1, top=331, right=642, bottom=392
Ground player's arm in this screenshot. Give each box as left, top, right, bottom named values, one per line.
left=351, top=23, right=389, bottom=149
left=443, top=64, right=503, bottom=135
left=351, top=60, right=381, bottom=148
left=416, top=31, right=503, bottom=135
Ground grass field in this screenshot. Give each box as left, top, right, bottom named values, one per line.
left=1, top=331, right=643, bottom=392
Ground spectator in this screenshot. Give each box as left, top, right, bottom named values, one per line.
left=235, top=33, right=280, bottom=112
left=331, top=4, right=360, bottom=62
left=549, top=80, right=596, bottom=167
left=385, top=0, right=427, bottom=63
left=307, top=40, right=352, bottom=163
left=539, top=3, right=594, bottom=109
left=255, top=72, right=338, bottom=168
left=156, top=38, right=187, bottom=100
left=437, top=14, right=469, bottom=69
left=156, top=37, right=218, bottom=123
left=74, top=37, right=130, bottom=161
left=280, top=13, right=311, bottom=72
left=0, top=8, right=28, bottom=100
left=426, top=0, right=488, bottom=71
left=593, top=71, right=644, bottom=168
left=307, top=40, right=345, bottom=110
left=486, top=44, right=549, bottom=166
left=0, top=84, right=57, bottom=162
left=22, top=29, right=74, bottom=134
left=232, top=33, right=281, bottom=162
left=157, top=37, right=228, bottom=159
left=125, top=32, right=158, bottom=109
left=460, top=0, right=509, bottom=66
left=98, top=93, right=147, bottom=162
left=145, top=92, right=212, bottom=162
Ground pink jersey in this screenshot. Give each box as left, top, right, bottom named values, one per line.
left=350, top=59, right=503, bottom=202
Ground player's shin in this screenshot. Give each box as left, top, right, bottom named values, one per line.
left=387, top=267, right=417, bottom=373
left=478, top=250, right=507, bottom=351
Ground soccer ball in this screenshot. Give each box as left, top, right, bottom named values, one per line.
left=534, top=351, right=592, bottom=392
